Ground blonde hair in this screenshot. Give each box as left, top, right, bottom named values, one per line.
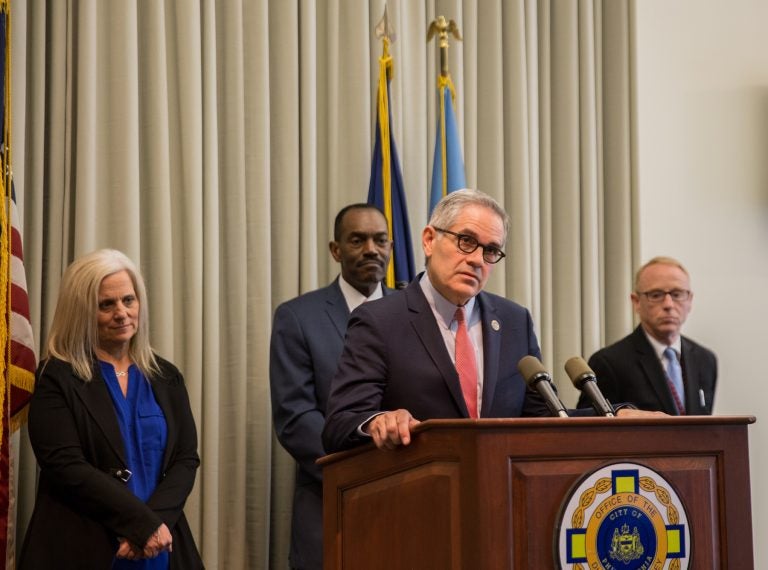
left=634, top=256, right=690, bottom=292
left=46, top=249, right=160, bottom=380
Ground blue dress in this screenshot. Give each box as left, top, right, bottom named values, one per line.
left=101, top=362, right=169, bottom=570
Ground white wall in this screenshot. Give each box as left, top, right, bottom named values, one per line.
left=635, top=0, right=768, bottom=565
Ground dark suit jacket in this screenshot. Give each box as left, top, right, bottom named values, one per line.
left=19, top=356, right=203, bottom=570
left=578, top=325, right=717, bottom=415
left=269, top=279, right=390, bottom=570
left=321, top=279, right=552, bottom=453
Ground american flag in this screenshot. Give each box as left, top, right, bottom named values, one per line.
left=0, top=1, right=36, bottom=565
left=0, top=186, right=36, bottom=563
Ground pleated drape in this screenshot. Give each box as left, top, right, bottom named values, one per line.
left=11, top=1, right=638, bottom=567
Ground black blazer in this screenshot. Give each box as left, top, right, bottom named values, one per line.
left=578, top=325, right=717, bottom=415
left=19, top=356, right=203, bottom=570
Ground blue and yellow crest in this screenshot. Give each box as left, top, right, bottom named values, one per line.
left=556, top=462, right=690, bottom=569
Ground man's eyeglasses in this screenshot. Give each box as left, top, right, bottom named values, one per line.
left=432, top=227, right=506, bottom=264
left=637, top=289, right=691, bottom=303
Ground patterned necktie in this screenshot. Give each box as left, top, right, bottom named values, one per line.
left=454, top=307, right=478, bottom=418
left=663, top=347, right=685, bottom=415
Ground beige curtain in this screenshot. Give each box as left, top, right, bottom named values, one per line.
left=11, top=0, right=638, bottom=568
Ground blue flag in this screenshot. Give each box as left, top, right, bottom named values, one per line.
left=367, top=40, right=415, bottom=288
left=429, top=75, right=466, bottom=215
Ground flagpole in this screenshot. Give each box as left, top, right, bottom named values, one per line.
left=427, top=16, right=465, bottom=212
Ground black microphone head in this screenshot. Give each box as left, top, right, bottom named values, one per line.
left=564, top=356, right=597, bottom=388
left=565, top=356, right=614, bottom=416
left=518, top=355, right=550, bottom=387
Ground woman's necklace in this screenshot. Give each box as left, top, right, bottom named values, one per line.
left=115, top=370, right=128, bottom=377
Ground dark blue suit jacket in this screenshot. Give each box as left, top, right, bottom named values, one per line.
left=269, top=278, right=390, bottom=569
left=578, top=325, right=717, bottom=415
left=322, top=278, right=552, bottom=454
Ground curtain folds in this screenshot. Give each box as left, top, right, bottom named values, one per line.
left=12, top=0, right=637, bottom=567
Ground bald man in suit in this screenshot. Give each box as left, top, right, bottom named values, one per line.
left=579, top=257, right=717, bottom=415
left=269, top=204, right=392, bottom=570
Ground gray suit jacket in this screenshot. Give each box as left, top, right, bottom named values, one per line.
left=578, top=325, right=717, bottom=415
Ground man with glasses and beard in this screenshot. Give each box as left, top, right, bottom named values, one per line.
left=577, top=256, right=717, bottom=415
left=270, top=204, right=392, bottom=570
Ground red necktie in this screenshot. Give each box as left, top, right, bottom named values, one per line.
left=454, top=307, right=478, bottom=418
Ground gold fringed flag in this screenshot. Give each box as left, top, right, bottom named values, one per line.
left=367, top=8, right=415, bottom=288
left=0, top=1, right=36, bottom=566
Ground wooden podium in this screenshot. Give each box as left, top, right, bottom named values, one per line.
left=320, top=416, right=754, bottom=569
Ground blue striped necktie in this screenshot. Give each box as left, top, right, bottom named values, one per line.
left=663, top=347, right=685, bottom=414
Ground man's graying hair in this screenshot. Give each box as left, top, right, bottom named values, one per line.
left=428, top=188, right=509, bottom=241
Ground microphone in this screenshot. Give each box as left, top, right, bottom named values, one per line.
left=564, top=356, right=615, bottom=417
left=517, top=355, right=569, bottom=418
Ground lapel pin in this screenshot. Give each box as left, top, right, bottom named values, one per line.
left=491, top=319, right=500, bottom=331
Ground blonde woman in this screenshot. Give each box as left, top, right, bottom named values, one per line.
left=20, top=249, right=202, bottom=569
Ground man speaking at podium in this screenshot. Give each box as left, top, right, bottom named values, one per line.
left=322, top=189, right=552, bottom=453
left=322, top=190, right=645, bottom=454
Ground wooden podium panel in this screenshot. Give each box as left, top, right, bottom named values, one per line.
left=339, top=462, right=462, bottom=569
left=320, top=416, right=754, bottom=569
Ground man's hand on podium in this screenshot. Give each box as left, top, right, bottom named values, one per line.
left=364, top=409, right=421, bottom=449
left=614, top=408, right=667, bottom=418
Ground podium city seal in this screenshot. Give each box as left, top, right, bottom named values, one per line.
left=556, top=462, right=690, bottom=569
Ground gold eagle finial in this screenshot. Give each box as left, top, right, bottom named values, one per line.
left=427, top=16, right=462, bottom=76
left=427, top=16, right=462, bottom=47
